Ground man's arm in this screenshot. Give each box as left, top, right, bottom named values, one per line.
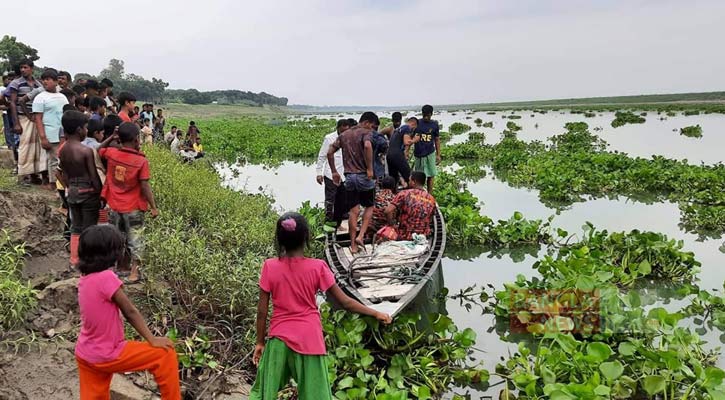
left=8, top=91, right=21, bottom=134
left=99, top=132, right=119, bottom=149
left=434, top=125, right=441, bottom=164
left=327, top=139, right=341, bottom=184
left=384, top=203, right=397, bottom=225
left=85, top=149, right=102, bottom=192
left=315, top=136, right=331, bottom=184
left=34, top=112, right=51, bottom=150
left=364, top=140, right=373, bottom=180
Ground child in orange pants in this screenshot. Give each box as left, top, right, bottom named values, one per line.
left=75, top=224, right=180, bottom=399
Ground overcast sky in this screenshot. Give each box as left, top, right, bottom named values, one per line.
left=5, top=0, right=725, bottom=106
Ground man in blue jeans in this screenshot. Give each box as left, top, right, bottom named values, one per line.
left=328, top=112, right=377, bottom=254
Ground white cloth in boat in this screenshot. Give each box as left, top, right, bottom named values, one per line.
left=350, top=234, right=428, bottom=268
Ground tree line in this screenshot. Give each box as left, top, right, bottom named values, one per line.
left=0, top=35, right=287, bottom=106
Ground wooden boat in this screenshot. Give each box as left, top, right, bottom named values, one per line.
left=325, top=207, right=446, bottom=317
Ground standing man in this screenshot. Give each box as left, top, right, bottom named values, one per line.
left=386, top=117, right=417, bottom=187
left=412, top=104, right=441, bottom=193
left=316, top=119, right=350, bottom=223
left=58, top=71, right=72, bottom=91
left=328, top=112, right=377, bottom=254
left=32, top=68, right=68, bottom=189
left=7, top=59, right=43, bottom=182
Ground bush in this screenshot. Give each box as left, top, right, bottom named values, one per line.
left=680, top=125, right=703, bottom=138
left=0, top=230, right=36, bottom=330
left=449, top=122, right=472, bottom=134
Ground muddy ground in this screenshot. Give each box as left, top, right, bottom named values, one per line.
left=0, top=187, right=250, bottom=399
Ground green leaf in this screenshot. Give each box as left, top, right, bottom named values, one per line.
left=638, top=260, right=652, bottom=275
left=594, top=385, right=611, bottom=396
left=586, top=342, right=612, bottom=362
left=704, top=367, right=725, bottom=389
left=387, top=366, right=402, bottom=379
left=549, top=390, right=575, bottom=400
left=618, top=342, right=636, bottom=356
left=338, top=376, right=354, bottom=389
left=643, top=375, right=666, bottom=395
left=541, top=365, right=556, bottom=384
left=415, top=385, right=431, bottom=399
left=599, top=361, right=624, bottom=381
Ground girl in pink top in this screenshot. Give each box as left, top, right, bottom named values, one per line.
left=75, top=225, right=181, bottom=399
left=250, top=212, right=392, bottom=400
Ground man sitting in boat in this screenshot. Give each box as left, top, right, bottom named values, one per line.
left=382, top=171, right=437, bottom=241
left=369, top=176, right=397, bottom=239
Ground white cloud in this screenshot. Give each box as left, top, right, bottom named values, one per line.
left=4, top=0, right=724, bottom=105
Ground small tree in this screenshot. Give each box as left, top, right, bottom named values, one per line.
left=0, top=35, right=39, bottom=73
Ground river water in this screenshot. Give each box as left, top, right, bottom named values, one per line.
left=218, top=110, right=725, bottom=397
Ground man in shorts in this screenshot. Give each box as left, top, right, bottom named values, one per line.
left=412, top=104, right=441, bottom=193
left=328, top=112, right=378, bottom=254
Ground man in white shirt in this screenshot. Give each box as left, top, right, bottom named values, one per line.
left=315, top=118, right=351, bottom=222
left=170, top=131, right=197, bottom=161
left=164, top=126, right=178, bottom=144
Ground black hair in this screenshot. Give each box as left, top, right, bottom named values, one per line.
left=407, top=116, right=419, bottom=123
left=118, top=121, right=140, bottom=143
left=61, top=110, right=89, bottom=136
left=58, top=70, right=72, bottom=81
left=87, top=119, right=104, bottom=134
left=84, top=79, right=100, bottom=91
left=336, top=119, right=350, bottom=129
left=89, top=96, right=106, bottom=112
left=40, top=68, right=58, bottom=81
left=189, top=121, right=196, bottom=126
left=103, top=114, right=123, bottom=139
left=60, top=88, right=75, bottom=99
left=78, top=225, right=125, bottom=275
left=392, top=112, right=402, bottom=122
left=72, top=85, right=86, bottom=95
left=118, top=91, right=137, bottom=107
left=18, top=58, right=34, bottom=68
left=74, top=97, right=85, bottom=108
left=143, top=118, right=150, bottom=123
left=275, top=212, right=310, bottom=256
left=347, top=118, right=357, bottom=126
left=422, top=104, right=434, bottom=115
left=176, top=131, right=183, bottom=137
left=100, top=78, right=113, bottom=87
left=411, top=171, right=427, bottom=186
left=381, top=176, right=397, bottom=191
left=359, top=111, right=378, bottom=124
left=62, top=104, right=77, bottom=112
left=171, top=125, right=177, bottom=130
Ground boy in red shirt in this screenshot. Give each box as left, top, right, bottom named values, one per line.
left=99, top=122, right=159, bottom=283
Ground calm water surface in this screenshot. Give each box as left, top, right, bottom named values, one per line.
left=221, top=111, right=725, bottom=397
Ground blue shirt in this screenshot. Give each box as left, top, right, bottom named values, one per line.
left=413, top=119, right=439, bottom=158
left=371, top=130, right=388, bottom=179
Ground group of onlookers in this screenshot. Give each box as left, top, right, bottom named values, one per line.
left=315, top=105, right=441, bottom=253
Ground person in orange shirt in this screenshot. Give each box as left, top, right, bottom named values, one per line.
left=117, top=92, right=136, bottom=123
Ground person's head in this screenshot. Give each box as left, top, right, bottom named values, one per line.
left=60, top=88, right=76, bottom=104
left=275, top=212, right=310, bottom=256
left=40, top=68, right=59, bottom=92
left=89, top=96, right=106, bottom=115
left=72, top=84, right=86, bottom=97
left=133, top=106, right=140, bottom=115
left=103, top=114, right=123, bottom=140
left=118, top=92, right=137, bottom=111
left=143, top=118, right=150, bottom=126
left=87, top=119, right=104, bottom=141
left=336, top=119, right=350, bottom=134
left=84, top=79, right=100, bottom=96
left=62, top=104, right=77, bottom=113
left=100, top=78, right=113, bottom=90
left=118, top=122, right=140, bottom=149
left=392, top=112, right=402, bottom=128
left=61, top=110, right=89, bottom=139
left=18, top=59, right=34, bottom=78
left=157, top=109, right=163, bottom=117
left=359, top=111, right=379, bottom=129
left=195, top=136, right=201, bottom=144
left=78, top=225, right=125, bottom=275
left=381, top=176, right=397, bottom=192
left=176, top=131, right=183, bottom=138
left=347, top=118, right=358, bottom=127
left=75, top=96, right=87, bottom=113
left=57, top=71, right=71, bottom=89
left=406, top=116, right=418, bottom=130
left=422, top=104, right=434, bottom=121
left=171, top=126, right=177, bottom=133
left=409, top=171, right=427, bottom=189
left=189, top=121, right=196, bottom=126
left=2, top=74, right=10, bottom=86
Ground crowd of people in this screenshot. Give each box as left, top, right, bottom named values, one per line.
left=315, top=106, right=441, bottom=253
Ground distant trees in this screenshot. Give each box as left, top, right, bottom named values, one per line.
left=165, top=89, right=288, bottom=106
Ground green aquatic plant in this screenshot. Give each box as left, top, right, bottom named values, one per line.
left=474, top=117, right=483, bottom=126
left=482, top=121, right=494, bottom=128
left=611, top=111, right=646, bottom=128
left=0, top=231, right=36, bottom=330
left=506, top=121, right=522, bottom=132
left=680, top=125, right=703, bottom=138
left=449, top=122, right=472, bottom=134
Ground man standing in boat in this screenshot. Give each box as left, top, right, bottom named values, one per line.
left=383, top=171, right=436, bottom=240
left=316, top=119, right=351, bottom=224
left=328, top=112, right=378, bottom=254
left=411, top=104, right=441, bottom=193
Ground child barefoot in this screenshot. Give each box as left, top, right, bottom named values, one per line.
left=250, top=212, right=393, bottom=400
left=75, top=225, right=180, bottom=399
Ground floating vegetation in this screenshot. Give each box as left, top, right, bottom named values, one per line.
left=680, top=125, right=703, bottom=138
left=685, top=110, right=701, bottom=116
left=584, top=112, right=596, bottom=118
left=506, top=121, right=522, bottom=133
left=474, top=117, right=483, bottom=126
left=507, top=115, right=522, bottom=120
left=482, top=121, right=494, bottom=128
left=611, top=111, right=646, bottom=128
left=449, top=122, right=472, bottom=134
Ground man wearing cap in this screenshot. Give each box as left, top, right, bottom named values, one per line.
left=316, top=119, right=351, bottom=224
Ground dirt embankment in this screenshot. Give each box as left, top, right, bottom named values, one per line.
left=0, top=187, right=251, bottom=399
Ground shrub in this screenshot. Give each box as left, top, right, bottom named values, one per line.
left=0, top=230, right=36, bottom=330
